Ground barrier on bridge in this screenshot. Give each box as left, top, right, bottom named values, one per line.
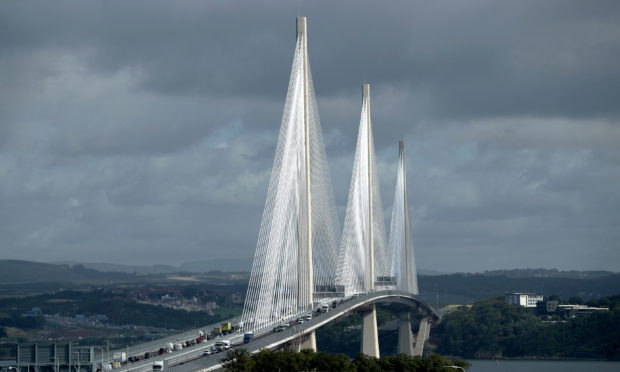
left=375, top=276, right=397, bottom=287
left=313, top=285, right=345, bottom=299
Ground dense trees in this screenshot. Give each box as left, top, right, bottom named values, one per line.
left=0, top=314, right=45, bottom=329
left=434, top=296, right=620, bottom=359
left=222, top=349, right=469, bottom=372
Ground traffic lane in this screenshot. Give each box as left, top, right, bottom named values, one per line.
left=168, top=301, right=358, bottom=372
left=168, top=291, right=433, bottom=372
left=127, top=292, right=364, bottom=369
left=120, top=334, right=241, bottom=372
left=111, top=317, right=241, bottom=364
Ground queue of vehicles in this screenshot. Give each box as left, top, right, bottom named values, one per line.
left=104, top=297, right=357, bottom=372
left=98, top=321, right=238, bottom=370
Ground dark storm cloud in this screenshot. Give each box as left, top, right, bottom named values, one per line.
left=1, top=0, right=619, bottom=271
left=3, top=0, right=619, bottom=119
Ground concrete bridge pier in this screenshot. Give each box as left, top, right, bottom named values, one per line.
left=361, top=304, right=380, bottom=357
left=397, top=311, right=414, bottom=355
left=412, top=317, right=430, bottom=357
left=298, top=330, right=316, bottom=351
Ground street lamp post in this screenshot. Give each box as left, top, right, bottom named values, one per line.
left=97, top=348, right=105, bottom=372
left=72, top=351, right=80, bottom=372
left=51, top=357, right=59, bottom=372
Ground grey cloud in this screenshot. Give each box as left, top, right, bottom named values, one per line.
left=3, top=1, right=619, bottom=120
left=1, top=0, right=619, bottom=272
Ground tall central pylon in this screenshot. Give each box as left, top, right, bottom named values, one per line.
left=241, top=17, right=341, bottom=346
left=297, top=16, right=315, bottom=350
left=297, top=15, right=313, bottom=316
left=337, top=84, right=388, bottom=357
left=337, top=84, right=389, bottom=298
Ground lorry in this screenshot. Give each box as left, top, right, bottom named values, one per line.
left=221, top=322, right=232, bottom=334
left=243, top=332, right=253, bottom=344
left=215, top=340, right=230, bottom=352
left=113, top=352, right=127, bottom=364
left=152, top=361, right=164, bottom=371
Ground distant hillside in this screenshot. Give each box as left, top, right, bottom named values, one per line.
left=179, top=258, right=253, bottom=273
left=0, top=260, right=139, bottom=284
left=418, top=272, right=620, bottom=304
left=54, top=261, right=179, bottom=274
left=480, top=268, right=616, bottom=279
left=2, top=260, right=618, bottom=303
left=53, top=258, right=254, bottom=274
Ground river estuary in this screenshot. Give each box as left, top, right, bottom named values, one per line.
left=467, top=359, right=620, bottom=371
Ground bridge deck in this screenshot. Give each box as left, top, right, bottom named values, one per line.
left=134, top=291, right=438, bottom=372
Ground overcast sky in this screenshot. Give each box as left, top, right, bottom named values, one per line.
left=1, top=0, right=619, bottom=273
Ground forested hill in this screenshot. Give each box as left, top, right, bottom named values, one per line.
left=0, top=260, right=140, bottom=284
left=433, top=295, right=620, bottom=359
left=418, top=272, right=620, bottom=303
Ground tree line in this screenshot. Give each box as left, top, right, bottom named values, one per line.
left=433, top=295, right=620, bottom=359
left=222, top=349, right=469, bottom=372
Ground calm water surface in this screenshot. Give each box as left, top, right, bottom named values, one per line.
left=467, top=359, right=620, bottom=372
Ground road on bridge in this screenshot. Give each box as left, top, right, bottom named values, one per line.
left=163, top=290, right=438, bottom=372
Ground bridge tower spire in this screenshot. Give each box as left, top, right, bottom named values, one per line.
left=364, top=84, right=375, bottom=293
left=297, top=16, right=316, bottom=351
left=337, top=83, right=389, bottom=298
left=361, top=84, right=380, bottom=357
left=241, top=17, right=340, bottom=348
left=296, top=14, right=313, bottom=320
left=390, top=140, right=418, bottom=294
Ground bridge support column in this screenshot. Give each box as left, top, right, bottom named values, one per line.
left=412, top=317, right=430, bottom=357
left=361, top=304, right=380, bottom=357
left=397, top=311, right=414, bottom=355
left=298, top=330, right=316, bottom=351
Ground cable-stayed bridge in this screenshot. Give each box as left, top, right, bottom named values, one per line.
left=108, top=16, right=439, bottom=372
left=238, top=16, right=436, bottom=357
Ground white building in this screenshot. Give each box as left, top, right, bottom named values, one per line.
left=505, top=292, right=544, bottom=307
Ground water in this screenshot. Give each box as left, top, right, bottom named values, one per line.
left=467, top=359, right=620, bottom=371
